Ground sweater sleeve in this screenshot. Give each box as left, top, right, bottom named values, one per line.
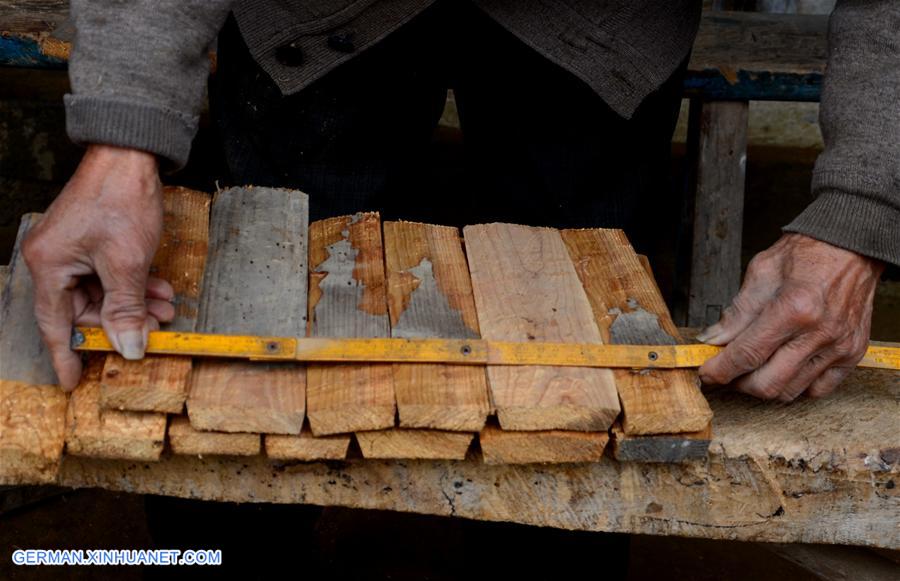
left=783, top=0, right=900, bottom=266
left=65, top=1, right=234, bottom=170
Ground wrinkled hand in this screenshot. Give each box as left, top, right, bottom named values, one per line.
left=23, top=144, right=174, bottom=390
left=698, top=233, right=883, bottom=402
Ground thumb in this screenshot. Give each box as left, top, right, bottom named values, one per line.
left=99, top=272, right=151, bottom=360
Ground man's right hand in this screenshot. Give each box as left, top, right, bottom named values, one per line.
left=23, top=144, right=175, bottom=390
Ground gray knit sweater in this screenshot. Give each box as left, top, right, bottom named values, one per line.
left=64, top=1, right=900, bottom=266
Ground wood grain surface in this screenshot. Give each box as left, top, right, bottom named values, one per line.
left=384, top=221, right=489, bottom=433
left=306, top=213, right=395, bottom=436
left=464, top=223, right=620, bottom=431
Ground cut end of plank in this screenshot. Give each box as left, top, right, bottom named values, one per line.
left=394, top=364, right=489, bottom=432
left=355, top=429, right=474, bottom=460
left=496, top=400, right=620, bottom=433
left=100, top=355, right=191, bottom=414
left=168, top=416, right=261, bottom=457
left=0, top=379, right=67, bottom=484
left=610, top=422, right=712, bottom=463
left=65, top=358, right=166, bottom=462
left=265, top=427, right=350, bottom=461
left=618, top=369, right=713, bottom=436
left=306, top=364, right=396, bottom=436
left=479, top=425, right=608, bottom=465
left=397, top=403, right=489, bottom=433
left=187, top=361, right=306, bottom=435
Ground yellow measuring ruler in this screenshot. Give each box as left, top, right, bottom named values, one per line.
left=71, top=327, right=900, bottom=371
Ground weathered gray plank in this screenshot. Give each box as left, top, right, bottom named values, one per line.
left=187, top=187, right=309, bottom=435
left=0, top=214, right=67, bottom=484
left=0, top=213, right=55, bottom=385
left=687, top=100, right=749, bottom=327
left=197, top=186, right=309, bottom=337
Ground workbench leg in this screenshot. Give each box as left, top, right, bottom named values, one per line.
left=684, top=99, right=749, bottom=328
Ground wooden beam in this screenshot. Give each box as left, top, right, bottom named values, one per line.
left=57, top=368, right=900, bottom=549
left=0, top=214, right=67, bottom=483
left=306, top=213, right=395, bottom=436
left=384, top=221, right=489, bottom=432
left=687, top=11, right=826, bottom=101
left=168, top=416, right=260, bottom=457
left=464, top=223, right=620, bottom=431
left=561, top=229, right=712, bottom=435
left=265, top=427, right=351, bottom=461
left=187, top=187, right=308, bottom=435
left=100, top=186, right=210, bottom=414
left=686, top=100, right=749, bottom=327
left=66, top=357, right=167, bottom=461
left=356, top=430, right=474, bottom=461
left=479, top=425, right=608, bottom=465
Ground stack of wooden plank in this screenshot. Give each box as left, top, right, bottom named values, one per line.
left=0, top=186, right=712, bottom=486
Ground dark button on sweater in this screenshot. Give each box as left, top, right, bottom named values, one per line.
left=275, top=41, right=304, bottom=66
left=327, top=32, right=356, bottom=53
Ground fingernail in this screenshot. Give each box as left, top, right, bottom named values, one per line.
left=117, top=330, right=145, bottom=360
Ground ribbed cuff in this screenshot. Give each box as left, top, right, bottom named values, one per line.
left=64, top=94, right=198, bottom=170
left=783, top=189, right=900, bottom=266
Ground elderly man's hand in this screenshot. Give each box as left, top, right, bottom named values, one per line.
left=23, top=144, right=174, bottom=390
left=698, top=233, right=883, bottom=402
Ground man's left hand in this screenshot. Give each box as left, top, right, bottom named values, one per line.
left=698, top=233, right=883, bottom=402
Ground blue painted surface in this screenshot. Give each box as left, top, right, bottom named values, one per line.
left=0, top=35, right=66, bottom=69
left=684, top=68, right=822, bottom=102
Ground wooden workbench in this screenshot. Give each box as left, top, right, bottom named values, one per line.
left=58, top=367, right=898, bottom=550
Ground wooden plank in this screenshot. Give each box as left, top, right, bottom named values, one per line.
left=610, top=422, right=711, bottom=463
left=187, top=186, right=308, bottom=435
left=561, top=229, right=712, bottom=435
left=0, top=1, right=69, bottom=67
left=0, top=379, right=67, bottom=484
left=384, top=221, right=489, bottom=432
left=306, top=213, right=395, bottom=436
left=0, top=214, right=56, bottom=386
left=189, top=362, right=306, bottom=434
left=265, top=426, right=350, bottom=461
left=58, top=368, right=900, bottom=549
left=356, top=430, right=473, bottom=460
left=167, top=416, right=260, bottom=457
left=687, top=12, right=826, bottom=101
left=479, top=425, right=608, bottom=465
left=100, top=186, right=210, bottom=413
left=0, top=214, right=67, bottom=483
left=463, top=223, right=620, bottom=431
left=66, top=357, right=166, bottom=461
left=686, top=100, right=749, bottom=327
